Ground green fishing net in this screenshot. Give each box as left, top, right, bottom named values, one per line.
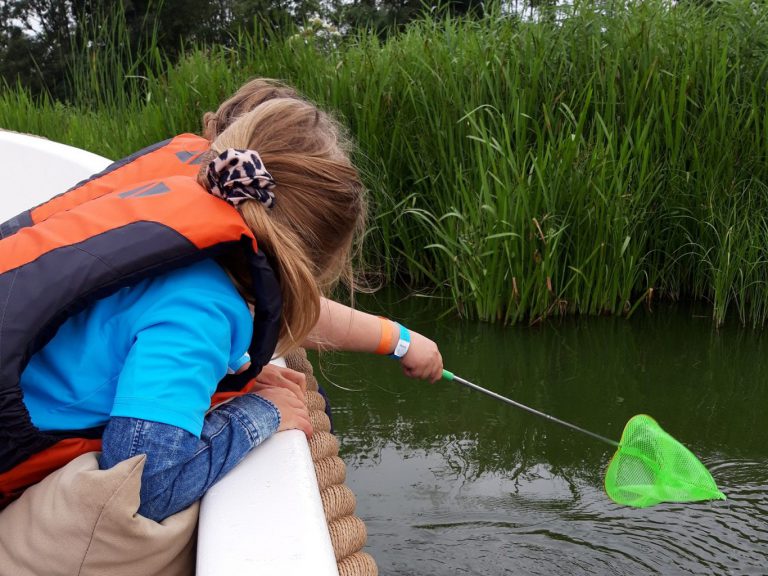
left=604, top=414, right=726, bottom=508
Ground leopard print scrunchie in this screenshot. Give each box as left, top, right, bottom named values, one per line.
left=206, top=149, right=276, bottom=209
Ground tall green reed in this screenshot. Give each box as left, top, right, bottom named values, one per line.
left=1, top=0, right=767, bottom=326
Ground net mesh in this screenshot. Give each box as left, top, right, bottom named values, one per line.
left=604, top=414, right=726, bottom=508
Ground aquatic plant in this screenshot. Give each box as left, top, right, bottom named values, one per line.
left=2, top=0, right=768, bottom=326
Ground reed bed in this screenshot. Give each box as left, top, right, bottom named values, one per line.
left=2, top=0, right=768, bottom=326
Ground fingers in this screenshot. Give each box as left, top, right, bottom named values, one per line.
left=402, top=354, right=443, bottom=383
left=281, top=399, right=313, bottom=438
left=281, top=367, right=308, bottom=395
left=251, top=380, right=303, bottom=401
left=261, top=387, right=306, bottom=412
left=252, top=364, right=307, bottom=401
left=292, top=413, right=313, bottom=439
left=400, top=330, right=444, bottom=383
left=275, top=395, right=312, bottom=438
left=254, top=386, right=313, bottom=439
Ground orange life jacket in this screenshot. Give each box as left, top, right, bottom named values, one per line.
left=0, top=134, right=282, bottom=506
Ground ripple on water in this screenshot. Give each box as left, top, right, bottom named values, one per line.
left=500, top=457, right=768, bottom=575
left=396, top=457, right=768, bottom=575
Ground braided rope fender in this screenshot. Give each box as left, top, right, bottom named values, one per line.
left=284, top=350, right=378, bottom=576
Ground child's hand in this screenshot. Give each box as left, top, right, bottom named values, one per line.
left=400, top=330, right=443, bottom=383
left=254, top=387, right=313, bottom=438
left=250, top=363, right=307, bottom=402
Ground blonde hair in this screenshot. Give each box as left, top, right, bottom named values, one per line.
left=202, top=78, right=299, bottom=141
left=201, top=96, right=366, bottom=356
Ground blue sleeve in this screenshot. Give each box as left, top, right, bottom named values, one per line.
left=111, top=281, right=251, bottom=437
left=100, top=394, right=281, bottom=522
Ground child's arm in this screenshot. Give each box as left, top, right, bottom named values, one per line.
left=301, top=297, right=444, bottom=383
left=100, top=387, right=311, bottom=522
left=101, top=269, right=312, bottom=522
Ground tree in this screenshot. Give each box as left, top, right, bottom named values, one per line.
left=331, top=0, right=484, bottom=36
left=0, top=0, right=304, bottom=100
left=0, top=0, right=77, bottom=97
left=0, top=0, right=486, bottom=100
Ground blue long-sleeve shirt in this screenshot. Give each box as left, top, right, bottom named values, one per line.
left=20, top=258, right=280, bottom=521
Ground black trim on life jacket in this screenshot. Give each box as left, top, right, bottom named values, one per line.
left=2, top=223, right=281, bottom=476
left=0, top=212, right=32, bottom=239
left=216, top=242, right=282, bottom=392
left=0, top=139, right=178, bottom=239
left=64, top=138, right=174, bottom=198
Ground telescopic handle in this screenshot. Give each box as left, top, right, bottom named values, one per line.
left=442, top=370, right=619, bottom=447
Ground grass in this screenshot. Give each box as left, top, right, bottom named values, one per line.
left=2, top=0, right=768, bottom=326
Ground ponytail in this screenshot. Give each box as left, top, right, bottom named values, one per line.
left=200, top=96, right=366, bottom=355
left=238, top=202, right=320, bottom=356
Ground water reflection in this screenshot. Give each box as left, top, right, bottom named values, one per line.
left=313, top=296, right=768, bottom=574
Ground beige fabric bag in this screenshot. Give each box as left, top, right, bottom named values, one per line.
left=0, top=452, right=198, bottom=576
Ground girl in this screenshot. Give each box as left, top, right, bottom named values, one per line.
left=3, top=83, right=442, bottom=522
left=203, top=78, right=443, bottom=387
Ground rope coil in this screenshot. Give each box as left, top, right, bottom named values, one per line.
left=321, top=484, right=356, bottom=522
left=314, top=456, right=346, bottom=489
left=285, top=350, right=378, bottom=576
left=310, top=431, right=340, bottom=459
left=338, top=552, right=379, bottom=576
left=328, top=515, right=368, bottom=561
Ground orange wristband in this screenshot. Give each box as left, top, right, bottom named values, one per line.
left=375, top=317, right=394, bottom=355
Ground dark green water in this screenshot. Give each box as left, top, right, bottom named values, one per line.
left=311, top=295, right=768, bottom=575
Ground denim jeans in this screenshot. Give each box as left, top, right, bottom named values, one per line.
left=99, top=393, right=280, bottom=522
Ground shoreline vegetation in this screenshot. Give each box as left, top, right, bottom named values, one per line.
left=2, top=0, right=768, bottom=326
